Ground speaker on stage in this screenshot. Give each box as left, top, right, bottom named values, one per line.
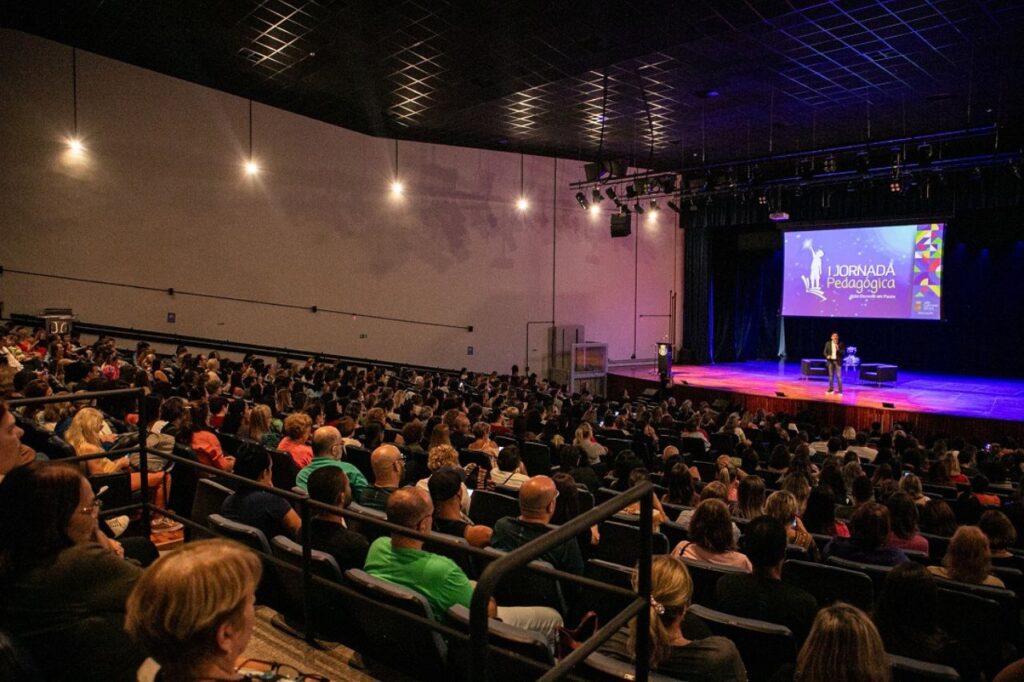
left=657, top=342, right=673, bottom=381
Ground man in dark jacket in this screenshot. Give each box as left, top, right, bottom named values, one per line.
left=491, top=475, right=584, bottom=577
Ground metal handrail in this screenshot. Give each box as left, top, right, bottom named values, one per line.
left=470, top=482, right=654, bottom=682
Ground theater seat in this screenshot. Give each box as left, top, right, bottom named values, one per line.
left=581, top=651, right=678, bottom=681
left=468, top=489, right=520, bottom=528
left=445, top=604, right=553, bottom=681
left=208, top=513, right=270, bottom=553
left=595, top=521, right=669, bottom=567
left=689, top=604, right=796, bottom=682
left=189, top=478, right=233, bottom=535
left=783, top=559, right=873, bottom=611
left=344, top=568, right=448, bottom=679
left=677, top=556, right=748, bottom=607
left=889, top=653, right=960, bottom=681
left=268, top=536, right=356, bottom=644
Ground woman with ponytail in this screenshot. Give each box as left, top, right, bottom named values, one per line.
left=601, top=555, right=746, bottom=680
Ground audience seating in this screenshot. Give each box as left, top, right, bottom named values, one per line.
left=346, top=502, right=389, bottom=543
left=888, top=654, right=960, bottom=682
left=88, top=470, right=134, bottom=511
left=680, top=437, right=708, bottom=457
left=935, top=588, right=1005, bottom=678
left=602, top=438, right=633, bottom=457
left=782, top=559, right=873, bottom=611
left=344, top=445, right=374, bottom=484
left=208, top=513, right=270, bottom=553
left=474, top=548, right=568, bottom=615
left=709, top=433, right=738, bottom=455
left=188, top=478, right=233, bottom=536
left=581, top=651, right=678, bottom=681
left=677, top=556, right=748, bottom=607
left=468, top=489, right=521, bottom=528
left=688, top=604, right=796, bottom=682
left=594, top=521, right=669, bottom=567
left=521, top=441, right=553, bottom=476
left=692, top=460, right=718, bottom=481
left=268, top=536, right=352, bottom=644
left=579, top=559, right=635, bottom=627
left=659, top=520, right=689, bottom=549
left=344, top=569, right=448, bottom=680
left=267, top=449, right=299, bottom=491
left=825, top=556, right=893, bottom=595
left=446, top=604, right=554, bottom=681
left=459, top=449, right=492, bottom=470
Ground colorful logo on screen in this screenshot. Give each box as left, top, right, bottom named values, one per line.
left=912, top=224, right=943, bottom=319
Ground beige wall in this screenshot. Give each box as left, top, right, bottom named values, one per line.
left=0, top=29, right=679, bottom=374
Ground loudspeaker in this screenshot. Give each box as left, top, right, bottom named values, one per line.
left=775, top=391, right=787, bottom=398
left=882, top=401, right=895, bottom=409
left=610, top=213, right=631, bottom=238
left=639, top=388, right=659, bottom=399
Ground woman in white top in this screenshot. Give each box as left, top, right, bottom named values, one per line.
left=574, top=423, right=607, bottom=466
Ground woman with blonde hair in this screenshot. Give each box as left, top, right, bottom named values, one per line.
left=796, top=603, right=890, bottom=682
left=125, top=539, right=262, bottom=682
left=417, top=444, right=472, bottom=513
left=468, top=421, right=500, bottom=460
left=765, top=490, right=817, bottom=558
left=928, top=525, right=1005, bottom=587
left=238, top=403, right=279, bottom=449
left=67, top=407, right=173, bottom=517
left=574, top=422, right=607, bottom=466
left=600, top=555, right=745, bottom=679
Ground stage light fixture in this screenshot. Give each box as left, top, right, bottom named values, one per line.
left=245, top=160, right=259, bottom=175
left=822, top=155, right=837, bottom=173
left=605, top=187, right=618, bottom=202
left=650, top=198, right=658, bottom=211
left=633, top=201, right=644, bottom=214
left=769, top=211, right=790, bottom=222
left=66, top=137, right=84, bottom=156
left=589, top=204, right=601, bottom=216
left=917, top=143, right=933, bottom=166
left=516, top=197, right=529, bottom=211
left=798, top=157, right=814, bottom=181
left=757, top=193, right=768, bottom=206
left=390, top=180, right=404, bottom=196
left=666, top=201, right=680, bottom=213
left=515, top=152, right=528, bottom=211
left=592, top=188, right=603, bottom=204
left=575, top=192, right=589, bottom=210
left=856, top=151, right=871, bottom=175
left=625, top=183, right=637, bottom=199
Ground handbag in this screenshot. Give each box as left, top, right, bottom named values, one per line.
left=556, top=610, right=599, bottom=659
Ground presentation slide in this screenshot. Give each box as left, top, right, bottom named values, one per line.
left=782, top=223, right=944, bottom=320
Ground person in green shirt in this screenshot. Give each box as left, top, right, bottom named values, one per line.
left=364, top=486, right=563, bottom=649
left=295, top=426, right=368, bottom=492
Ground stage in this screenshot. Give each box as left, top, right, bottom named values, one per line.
left=608, top=361, right=1024, bottom=442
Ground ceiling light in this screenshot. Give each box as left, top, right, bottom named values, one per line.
left=245, top=160, right=259, bottom=175
left=516, top=197, right=529, bottom=211
left=66, top=137, right=84, bottom=156
left=516, top=152, right=527, bottom=211
left=575, top=192, right=590, bottom=210
left=390, top=180, right=404, bottom=196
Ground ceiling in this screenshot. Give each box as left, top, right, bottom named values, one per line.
left=4, top=0, right=1024, bottom=170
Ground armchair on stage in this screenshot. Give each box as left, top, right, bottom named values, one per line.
left=800, top=359, right=829, bottom=379
left=859, top=363, right=899, bottom=386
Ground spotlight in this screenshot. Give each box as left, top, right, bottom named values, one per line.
left=592, top=188, right=603, bottom=204
left=589, top=204, right=601, bottom=216
left=516, top=197, right=529, bottom=211
left=757, top=193, right=768, bottom=206
left=889, top=176, right=902, bottom=193
left=917, top=143, right=933, bottom=166
left=666, top=201, right=681, bottom=213
left=656, top=175, right=676, bottom=194
left=605, top=187, right=618, bottom=202
left=633, top=201, right=644, bottom=215
left=822, top=155, right=837, bottom=173
left=625, top=183, right=637, bottom=199
left=650, top=198, right=658, bottom=211
left=390, top=179, right=404, bottom=196
left=244, top=160, right=259, bottom=175
left=66, top=137, right=85, bottom=156
left=575, top=192, right=590, bottom=210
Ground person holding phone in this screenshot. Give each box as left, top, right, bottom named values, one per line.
left=823, top=332, right=844, bottom=395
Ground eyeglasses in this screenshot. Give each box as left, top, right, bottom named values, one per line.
left=78, top=498, right=103, bottom=516
left=237, top=658, right=329, bottom=681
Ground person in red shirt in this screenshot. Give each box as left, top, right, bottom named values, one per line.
left=276, top=412, right=314, bottom=469
left=971, top=475, right=1002, bottom=507
left=188, top=403, right=234, bottom=472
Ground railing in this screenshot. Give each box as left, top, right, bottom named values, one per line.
left=7, top=388, right=655, bottom=681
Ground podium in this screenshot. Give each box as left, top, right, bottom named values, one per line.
left=657, top=342, right=673, bottom=382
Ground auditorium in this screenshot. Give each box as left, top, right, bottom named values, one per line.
left=2, top=2, right=1024, bottom=681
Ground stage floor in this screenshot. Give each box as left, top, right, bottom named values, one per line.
left=610, top=361, right=1024, bottom=423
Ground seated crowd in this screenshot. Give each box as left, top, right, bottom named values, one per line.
left=3, top=322, right=1024, bottom=681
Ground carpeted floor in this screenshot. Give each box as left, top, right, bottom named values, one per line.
left=242, top=606, right=416, bottom=682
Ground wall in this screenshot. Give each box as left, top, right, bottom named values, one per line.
left=0, top=29, right=679, bottom=374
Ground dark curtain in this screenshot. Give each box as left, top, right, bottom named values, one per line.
left=681, top=173, right=1024, bottom=376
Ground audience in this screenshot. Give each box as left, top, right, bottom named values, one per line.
left=125, top=539, right=261, bottom=682
left=275, top=413, right=314, bottom=468
left=221, top=444, right=301, bottom=542
left=492, top=475, right=584, bottom=577
left=671, top=499, right=752, bottom=572
left=928, top=525, right=1005, bottom=587
left=920, top=499, right=959, bottom=537
left=363, top=486, right=563, bottom=646
left=306, top=466, right=369, bottom=571
left=794, top=603, right=891, bottom=682
left=824, top=502, right=910, bottom=566
left=356, top=443, right=405, bottom=510
left=715, top=515, right=818, bottom=643
left=294, top=425, right=368, bottom=493
left=489, top=444, right=530, bottom=490
left=885, top=491, right=929, bottom=554
left=429, top=466, right=492, bottom=548
left=802, top=484, right=849, bottom=537
left=765, top=490, right=818, bottom=558
left=0, top=462, right=146, bottom=681
left=600, top=555, right=746, bottom=680
left=734, top=475, right=766, bottom=521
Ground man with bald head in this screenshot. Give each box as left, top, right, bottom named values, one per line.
left=364, top=486, right=563, bottom=646
left=491, top=475, right=584, bottom=577
left=295, top=425, right=369, bottom=493
left=356, top=444, right=405, bottom=511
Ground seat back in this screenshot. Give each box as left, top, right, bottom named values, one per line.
left=595, top=521, right=669, bottom=567
left=888, top=653, right=961, bottom=682
left=603, top=438, right=633, bottom=457
left=920, top=533, right=950, bottom=560
left=709, top=432, right=737, bottom=456
left=468, top=489, right=520, bottom=528
left=677, top=556, right=748, bottom=607
left=88, top=471, right=133, bottom=510
left=267, top=448, right=299, bottom=490
left=344, top=445, right=375, bottom=483
left=167, top=443, right=201, bottom=516
left=446, top=604, right=553, bottom=681
left=933, top=577, right=1018, bottom=643
left=660, top=520, right=689, bottom=549
left=595, top=487, right=620, bottom=505
left=680, top=437, right=708, bottom=457
left=692, top=460, right=718, bottom=481
left=581, top=651, right=678, bottom=682
left=825, top=555, right=893, bottom=595
left=269, top=536, right=355, bottom=643
left=521, top=441, right=552, bottom=476
left=208, top=513, right=271, bottom=553
left=346, top=501, right=389, bottom=542
left=189, top=478, right=235, bottom=537
left=783, top=559, right=873, bottom=610
left=344, top=568, right=447, bottom=679
left=581, top=559, right=635, bottom=626
left=474, top=548, right=568, bottom=615
left=423, top=531, right=476, bottom=580
left=459, top=449, right=492, bottom=470
left=689, top=604, right=795, bottom=682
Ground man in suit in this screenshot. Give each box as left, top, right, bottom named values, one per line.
left=823, top=332, right=844, bottom=395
